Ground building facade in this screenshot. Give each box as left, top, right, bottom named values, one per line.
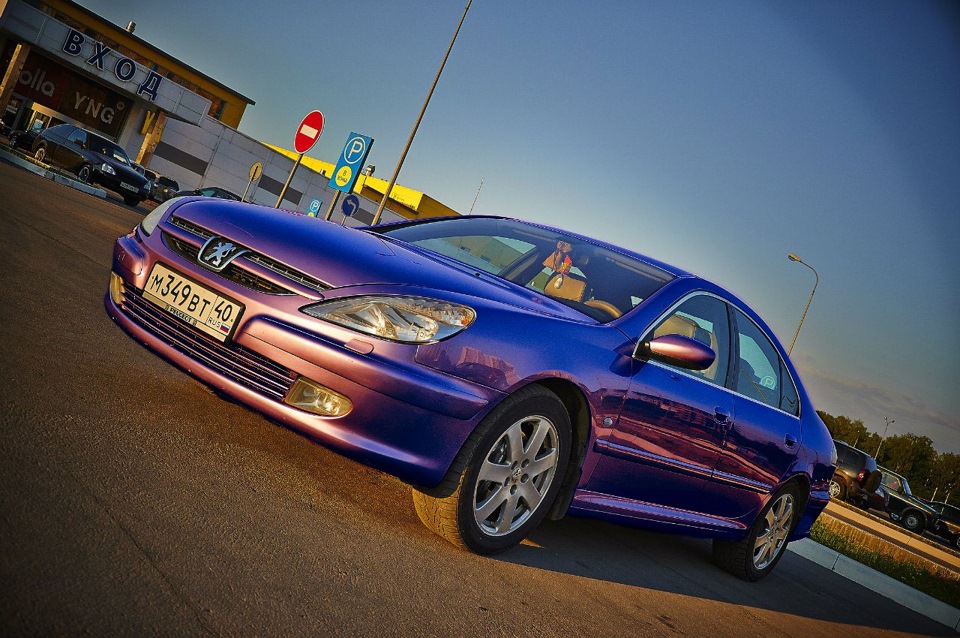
left=0, top=0, right=254, bottom=164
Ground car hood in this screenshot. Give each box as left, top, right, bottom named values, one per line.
left=93, top=153, right=148, bottom=183
left=171, top=199, right=597, bottom=322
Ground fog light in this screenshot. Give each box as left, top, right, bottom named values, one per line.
left=109, top=272, right=125, bottom=305
left=284, top=377, right=352, bottom=416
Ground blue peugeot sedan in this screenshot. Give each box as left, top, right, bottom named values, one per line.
left=106, top=202, right=835, bottom=581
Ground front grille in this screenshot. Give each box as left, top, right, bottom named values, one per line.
left=120, top=286, right=297, bottom=402
left=168, top=215, right=329, bottom=294
left=162, top=231, right=293, bottom=295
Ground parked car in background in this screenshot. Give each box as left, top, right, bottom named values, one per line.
left=7, top=128, right=41, bottom=153
left=31, top=124, right=150, bottom=206
left=106, top=206, right=836, bottom=581
left=829, top=441, right=886, bottom=509
left=175, top=186, right=241, bottom=201
left=878, top=468, right=938, bottom=533
left=927, top=501, right=960, bottom=550
left=151, top=175, right=181, bottom=203
left=132, top=163, right=159, bottom=192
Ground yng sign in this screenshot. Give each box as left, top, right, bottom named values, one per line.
left=17, top=53, right=131, bottom=138
left=61, top=28, right=163, bottom=102
left=329, top=132, right=374, bottom=194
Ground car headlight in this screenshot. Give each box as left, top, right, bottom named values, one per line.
left=101, top=163, right=116, bottom=175
left=139, top=197, right=183, bottom=236
left=302, top=296, right=475, bottom=343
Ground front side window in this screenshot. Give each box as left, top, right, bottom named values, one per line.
left=646, top=294, right=731, bottom=386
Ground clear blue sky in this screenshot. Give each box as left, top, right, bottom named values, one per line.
left=83, top=1, right=960, bottom=452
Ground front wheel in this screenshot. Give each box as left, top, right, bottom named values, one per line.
left=412, top=386, right=571, bottom=554
left=77, top=164, right=92, bottom=183
left=123, top=196, right=142, bottom=207
left=34, top=146, right=46, bottom=164
left=713, top=485, right=799, bottom=581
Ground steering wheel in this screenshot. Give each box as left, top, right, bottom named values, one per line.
left=584, top=299, right=622, bottom=319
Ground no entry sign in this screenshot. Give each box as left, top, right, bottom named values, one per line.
left=294, top=110, right=325, bottom=154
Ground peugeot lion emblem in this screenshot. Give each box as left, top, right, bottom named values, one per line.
left=198, top=237, right=248, bottom=272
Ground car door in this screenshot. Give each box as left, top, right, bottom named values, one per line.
left=706, top=307, right=802, bottom=520
left=588, top=292, right=735, bottom=514
left=60, top=127, right=87, bottom=172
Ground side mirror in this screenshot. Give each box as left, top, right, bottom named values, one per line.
left=73, top=139, right=84, bottom=148
left=635, top=334, right=715, bottom=371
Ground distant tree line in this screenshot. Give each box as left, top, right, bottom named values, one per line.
left=818, top=411, right=960, bottom=507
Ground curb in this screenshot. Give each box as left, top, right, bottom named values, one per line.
left=788, top=538, right=960, bottom=631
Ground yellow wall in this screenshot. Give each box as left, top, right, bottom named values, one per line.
left=266, top=143, right=461, bottom=219
left=41, top=0, right=251, bottom=127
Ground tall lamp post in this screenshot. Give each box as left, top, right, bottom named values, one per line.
left=875, top=417, right=895, bottom=457
left=787, top=254, right=819, bottom=356
left=372, top=0, right=472, bottom=225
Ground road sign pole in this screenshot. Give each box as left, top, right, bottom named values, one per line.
left=275, top=153, right=303, bottom=208
left=243, top=161, right=263, bottom=203
left=324, top=190, right=341, bottom=220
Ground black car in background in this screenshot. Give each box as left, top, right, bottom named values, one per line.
left=31, top=124, right=150, bottom=206
left=877, top=468, right=938, bottom=534
left=151, top=175, right=181, bottom=203
left=927, top=501, right=960, bottom=550
left=175, top=186, right=241, bottom=201
left=830, top=441, right=886, bottom=509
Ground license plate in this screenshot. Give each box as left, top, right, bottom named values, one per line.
left=142, top=263, right=243, bottom=342
left=121, top=182, right=138, bottom=192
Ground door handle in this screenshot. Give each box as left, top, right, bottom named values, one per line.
left=714, top=407, right=732, bottom=428
left=784, top=433, right=798, bottom=448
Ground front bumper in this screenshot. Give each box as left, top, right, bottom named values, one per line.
left=105, top=232, right=503, bottom=487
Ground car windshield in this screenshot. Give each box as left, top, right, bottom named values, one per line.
left=87, top=136, right=130, bottom=165
left=377, top=217, right=674, bottom=321
left=158, top=177, right=179, bottom=188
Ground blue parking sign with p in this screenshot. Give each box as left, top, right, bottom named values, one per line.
left=329, top=132, right=373, bottom=194
left=307, top=198, right=322, bottom=216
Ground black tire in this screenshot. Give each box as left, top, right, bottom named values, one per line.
left=901, top=510, right=924, bottom=533
left=123, top=196, right=142, bottom=207
left=34, top=146, right=46, bottom=164
left=953, top=534, right=960, bottom=551
left=412, top=385, right=571, bottom=554
left=77, top=164, right=92, bottom=183
left=828, top=477, right=846, bottom=501
left=713, top=484, right=800, bottom=581
left=9, top=133, right=18, bottom=149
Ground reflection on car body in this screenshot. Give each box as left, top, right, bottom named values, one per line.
left=105, top=202, right=835, bottom=581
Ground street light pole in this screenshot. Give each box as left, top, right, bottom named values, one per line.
left=875, top=416, right=895, bottom=457
left=372, top=0, right=472, bottom=225
left=787, top=253, right=819, bottom=356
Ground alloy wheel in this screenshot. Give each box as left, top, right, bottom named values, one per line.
left=472, top=414, right=560, bottom=537
left=752, top=493, right=795, bottom=571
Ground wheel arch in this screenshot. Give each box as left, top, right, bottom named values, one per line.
left=531, top=378, right=592, bottom=520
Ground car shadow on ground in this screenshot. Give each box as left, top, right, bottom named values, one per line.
left=491, top=515, right=954, bottom=635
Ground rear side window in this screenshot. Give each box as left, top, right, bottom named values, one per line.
left=733, top=309, right=798, bottom=415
